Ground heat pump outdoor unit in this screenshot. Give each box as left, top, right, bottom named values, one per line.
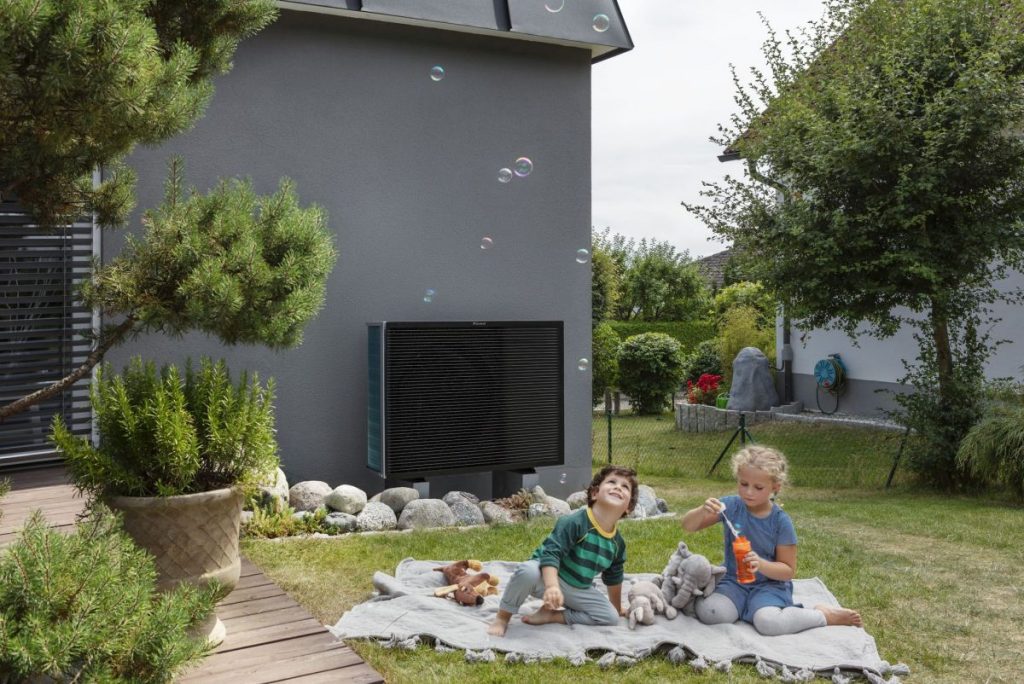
left=367, top=321, right=564, bottom=479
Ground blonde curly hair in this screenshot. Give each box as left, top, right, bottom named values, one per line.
left=730, top=445, right=789, bottom=487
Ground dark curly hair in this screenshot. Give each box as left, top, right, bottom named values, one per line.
left=587, top=465, right=639, bottom=519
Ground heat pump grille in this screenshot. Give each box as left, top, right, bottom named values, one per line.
left=371, top=322, right=563, bottom=478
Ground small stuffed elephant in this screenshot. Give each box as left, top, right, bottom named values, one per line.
left=653, top=541, right=726, bottom=617
left=626, top=579, right=674, bottom=629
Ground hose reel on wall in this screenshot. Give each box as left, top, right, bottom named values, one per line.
left=813, top=353, right=847, bottom=415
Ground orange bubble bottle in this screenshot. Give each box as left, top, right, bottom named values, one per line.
left=733, top=535, right=756, bottom=584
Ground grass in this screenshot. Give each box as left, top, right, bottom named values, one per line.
left=242, top=419, right=1023, bottom=683
left=593, top=412, right=912, bottom=488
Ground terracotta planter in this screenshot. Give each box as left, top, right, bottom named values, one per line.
left=108, top=487, right=244, bottom=646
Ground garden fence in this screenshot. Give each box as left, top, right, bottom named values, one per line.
left=592, top=392, right=911, bottom=490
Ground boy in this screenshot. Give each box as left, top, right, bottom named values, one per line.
left=486, top=465, right=638, bottom=636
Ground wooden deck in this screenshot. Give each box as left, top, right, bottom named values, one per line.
left=0, top=466, right=384, bottom=684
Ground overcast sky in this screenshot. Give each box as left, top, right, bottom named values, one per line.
left=591, top=0, right=825, bottom=259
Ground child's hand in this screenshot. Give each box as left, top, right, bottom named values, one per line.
left=703, top=497, right=724, bottom=517
left=542, top=585, right=564, bottom=610
left=743, top=550, right=761, bottom=574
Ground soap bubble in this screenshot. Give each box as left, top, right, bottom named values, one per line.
left=593, top=14, right=610, bottom=32
left=430, top=65, right=445, bottom=81
left=559, top=472, right=568, bottom=485
left=545, top=0, right=565, bottom=12
left=577, top=358, right=590, bottom=372
left=514, top=157, right=533, bottom=177
left=498, top=167, right=513, bottom=183
left=481, top=236, right=494, bottom=250
left=423, top=288, right=436, bottom=303
left=575, top=248, right=590, bottom=264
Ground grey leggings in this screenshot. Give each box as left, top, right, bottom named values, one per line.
left=695, top=593, right=826, bottom=636
left=498, top=560, right=620, bottom=626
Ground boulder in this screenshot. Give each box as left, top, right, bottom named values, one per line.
left=530, top=485, right=548, bottom=504
left=289, top=481, right=332, bottom=512
left=240, top=510, right=254, bottom=526
left=447, top=495, right=486, bottom=526
left=726, top=347, right=779, bottom=412
left=527, top=503, right=551, bottom=519
left=480, top=501, right=516, bottom=524
left=325, top=484, right=367, bottom=515
left=258, top=467, right=289, bottom=511
left=356, top=501, right=398, bottom=532
left=545, top=496, right=571, bottom=518
left=442, top=490, right=480, bottom=506
left=397, top=499, right=457, bottom=530
left=379, top=487, right=420, bottom=515
left=636, top=484, right=659, bottom=517
left=627, top=505, right=648, bottom=520
left=566, top=491, right=588, bottom=510
left=324, top=512, right=358, bottom=533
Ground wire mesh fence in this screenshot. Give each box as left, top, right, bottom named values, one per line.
left=592, top=397, right=912, bottom=490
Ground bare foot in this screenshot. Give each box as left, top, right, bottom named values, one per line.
left=816, top=604, right=863, bottom=628
left=521, top=607, right=566, bottom=626
left=486, top=617, right=509, bottom=637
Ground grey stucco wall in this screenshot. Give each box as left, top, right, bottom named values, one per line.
left=784, top=373, right=910, bottom=418
left=106, top=11, right=594, bottom=498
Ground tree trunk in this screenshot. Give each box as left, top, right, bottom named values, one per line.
left=928, top=298, right=955, bottom=409
left=0, top=316, right=137, bottom=422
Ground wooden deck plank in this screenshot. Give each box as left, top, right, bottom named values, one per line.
left=214, top=617, right=327, bottom=652
left=0, top=466, right=383, bottom=683
left=179, top=632, right=351, bottom=678
left=277, top=663, right=386, bottom=684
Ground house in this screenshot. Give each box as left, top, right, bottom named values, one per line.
left=2, top=1, right=633, bottom=498
left=776, top=280, right=1024, bottom=417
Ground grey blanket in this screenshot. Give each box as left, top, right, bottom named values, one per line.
left=329, top=558, right=891, bottom=678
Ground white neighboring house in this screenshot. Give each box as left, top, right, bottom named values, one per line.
left=777, top=270, right=1024, bottom=416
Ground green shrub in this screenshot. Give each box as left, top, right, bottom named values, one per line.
left=682, top=338, right=724, bottom=384
left=718, top=305, right=775, bottom=388
left=243, top=505, right=337, bottom=539
left=608, top=320, right=716, bottom=354
left=713, top=281, right=777, bottom=327
left=617, top=332, right=686, bottom=415
left=592, top=321, right=621, bottom=406
left=0, top=506, right=216, bottom=682
left=52, top=356, right=279, bottom=498
left=956, top=405, right=1024, bottom=498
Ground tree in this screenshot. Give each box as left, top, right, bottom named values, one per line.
left=593, top=227, right=709, bottom=322
left=685, top=0, right=1024, bottom=485
left=590, top=235, right=620, bottom=326
left=0, top=0, right=276, bottom=228
left=0, top=2, right=341, bottom=422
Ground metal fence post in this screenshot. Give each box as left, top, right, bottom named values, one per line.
left=606, top=402, right=613, bottom=464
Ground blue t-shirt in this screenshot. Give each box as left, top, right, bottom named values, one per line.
left=719, top=494, right=797, bottom=587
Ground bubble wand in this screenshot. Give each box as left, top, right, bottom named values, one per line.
left=717, top=503, right=740, bottom=538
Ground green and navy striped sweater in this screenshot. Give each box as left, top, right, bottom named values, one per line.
left=530, top=506, right=626, bottom=589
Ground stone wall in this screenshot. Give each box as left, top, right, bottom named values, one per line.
left=675, top=401, right=804, bottom=433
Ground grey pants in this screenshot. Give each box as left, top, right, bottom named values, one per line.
left=695, top=593, right=826, bottom=636
left=498, top=560, right=620, bottom=626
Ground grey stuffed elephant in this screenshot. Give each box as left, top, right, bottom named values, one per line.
left=652, top=541, right=726, bottom=617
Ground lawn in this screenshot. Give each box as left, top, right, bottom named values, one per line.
left=243, top=419, right=1022, bottom=683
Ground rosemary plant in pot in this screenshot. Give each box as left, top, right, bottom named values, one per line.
left=51, top=357, right=278, bottom=645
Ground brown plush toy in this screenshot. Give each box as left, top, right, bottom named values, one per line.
left=433, top=560, right=500, bottom=606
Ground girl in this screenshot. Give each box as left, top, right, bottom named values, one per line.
left=680, top=445, right=861, bottom=635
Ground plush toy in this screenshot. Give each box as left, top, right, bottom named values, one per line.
left=626, top=579, right=674, bottom=629
left=432, top=560, right=500, bottom=606
left=653, top=541, right=726, bottom=617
